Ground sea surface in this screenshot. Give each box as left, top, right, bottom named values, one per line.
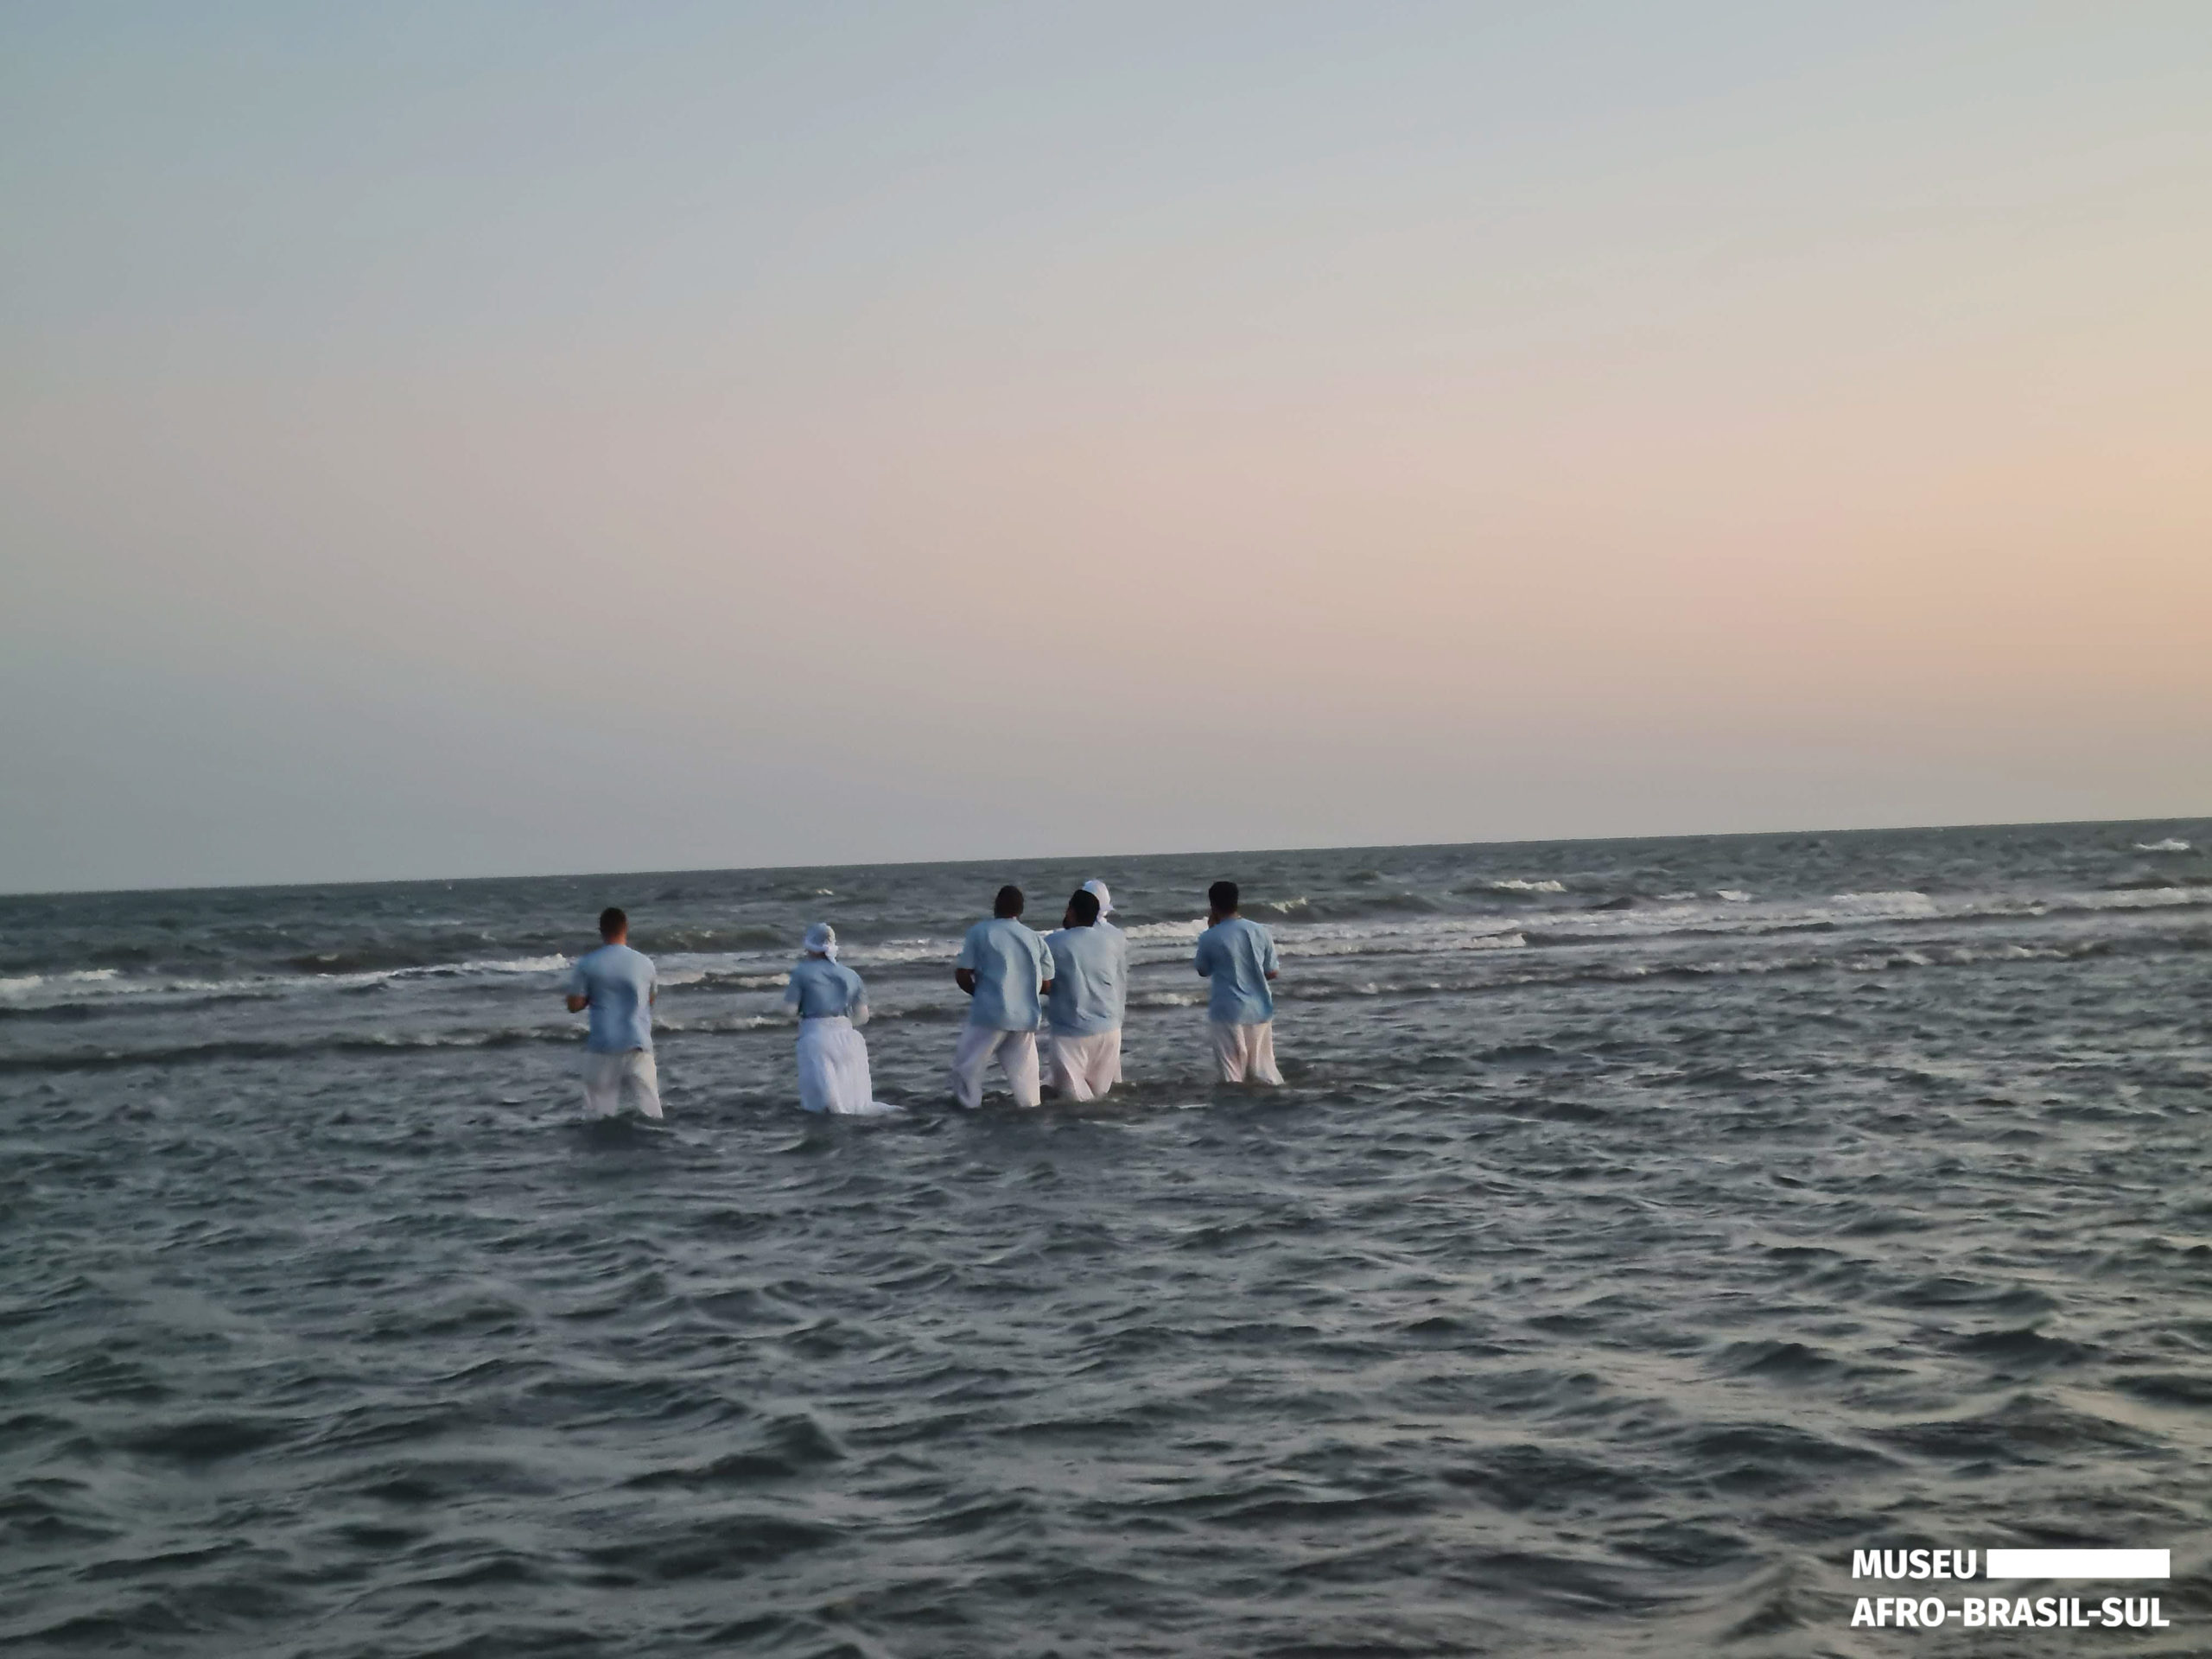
left=4, top=821, right=2211, bottom=1657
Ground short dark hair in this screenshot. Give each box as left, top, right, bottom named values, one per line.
left=1068, top=888, right=1100, bottom=924
left=994, top=885, right=1024, bottom=918
left=598, top=906, right=627, bottom=939
left=1208, top=880, right=1239, bottom=913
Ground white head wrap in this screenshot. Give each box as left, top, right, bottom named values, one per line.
left=804, top=922, right=837, bottom=959
left=1082, top=879, right=1114, bottom=918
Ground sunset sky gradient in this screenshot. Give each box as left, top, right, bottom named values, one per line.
left=3, top=3, right=2207, bottom=891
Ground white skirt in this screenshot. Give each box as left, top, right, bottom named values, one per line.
left=796, top=1016, right=899, bottom=1115
left=1048, top=1028, right=1122, bottom=1101
left=1210, top=1020, right=1282, bottom=1085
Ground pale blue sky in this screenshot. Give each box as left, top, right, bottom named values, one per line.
left=3, top=3, right=2208, bottom=890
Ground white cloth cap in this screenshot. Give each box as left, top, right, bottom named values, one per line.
left=1082, top=879, right=1114, bottom=917
left=804, top=922, right=837, bottom=958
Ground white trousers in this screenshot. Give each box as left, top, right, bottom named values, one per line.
left=582, top=1048, right=663, bottom=1118
left=951, top=1024, right=1040, bottom=1109
left=1211, top=1020, right=1281, bottom=1085
left=1049, top=1028, right=1123, bottom=1101
left=796, top=1016, right=899, bottom=1116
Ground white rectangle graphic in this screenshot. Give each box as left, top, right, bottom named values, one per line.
left=1984, top=1549, right=2169, bottom=1580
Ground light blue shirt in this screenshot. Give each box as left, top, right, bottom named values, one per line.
left=567, top=943, right=656, bottom=1052
left=955, top=917, right=1052, bottom=1031
left=1194, top=916, right=1280, bottom=1025
left=1045, top=921, right=1126, bottom=1036
left=784, top=955, right=867, bottom=1019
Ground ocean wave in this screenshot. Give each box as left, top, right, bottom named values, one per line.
left=2137, top=838, right=2191, bottom=852
left=2, top=925, right=2170, bottom=1071
left=1276, top=926, right=1526, bottom=960
left=0, top=1027, right=577, bottom=1073
left=1824, top=891, right=1939, bottom=917
left=2074, top=886, right=2212, bottom=912
left=0, top=969, right=120, bottom=995
left=1485, top=878, right=1567, bottom=894
left=12, top=880, right=2203, bottom=1016
left=1124, top=918, right=1207, bottom=942
left=382, top=955, right=572, bottom=981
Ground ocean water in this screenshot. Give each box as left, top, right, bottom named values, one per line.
left=4, top=820, right=2211, bottom=1656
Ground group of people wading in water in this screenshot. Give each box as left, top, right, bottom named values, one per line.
left=561, top=880, right=1282, bottom=1118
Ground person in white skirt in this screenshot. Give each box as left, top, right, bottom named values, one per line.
left=784, top=924, right=898, bottom=1116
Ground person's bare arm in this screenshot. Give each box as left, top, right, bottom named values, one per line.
left=1041, top=979, right=1055, bottom=995
left=566, top=993, right=589, bottom=1013
left=956, top=968, right=977, bottom=995
left=1265, top=970, right=1279, bottom=981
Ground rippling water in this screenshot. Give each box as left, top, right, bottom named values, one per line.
left=5, top=822, right=2211, bottom=1655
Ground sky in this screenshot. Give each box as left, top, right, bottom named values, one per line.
left=3, top=3, right=2207, bottom=893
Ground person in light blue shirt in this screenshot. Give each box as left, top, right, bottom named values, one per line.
left=1194, top=880, right=1283, bottom=1085
left=563, top=906, right=662, bottom=1117
left=950, top=885, right=1054, bottom=1109
left=1045, top=887, right=1128, bottom=1101
left=783, top=922, right=896, bottom=1115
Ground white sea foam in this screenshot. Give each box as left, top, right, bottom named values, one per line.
left=2136, top=838, right=2191, bottom=853
left=1488, top=879, right=1567, bottom=893
left=846, top=939, right=956, bottom=967
left=1825, top=891, right=1940, bottom=918
left=1125, top=918, right=1208, bottom=942
left=1717, top=890, right=1751, bottom=902
left=0, top=975, right=42, bottom=995
left=2077, top=887, right=2209, bottom=911
left=1276, top=926, right=1526, bottom=959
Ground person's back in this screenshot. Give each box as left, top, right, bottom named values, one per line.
left=573, top=942, right=657, bottom=1051
left=564, top=907, right=662, bottom=1118
left=959, top=915, right=1051, bottom=1031
left=787, top=952, right=866, bottom=1020
left=1194, top=880, right=1282, bottom=1085
left=1046, top=923, right=1124, bottom=1036
left=1195, top=915, right=1276, bottom=1024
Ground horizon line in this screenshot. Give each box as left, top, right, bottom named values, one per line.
left=3, top=811, right=2201, bottom=906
